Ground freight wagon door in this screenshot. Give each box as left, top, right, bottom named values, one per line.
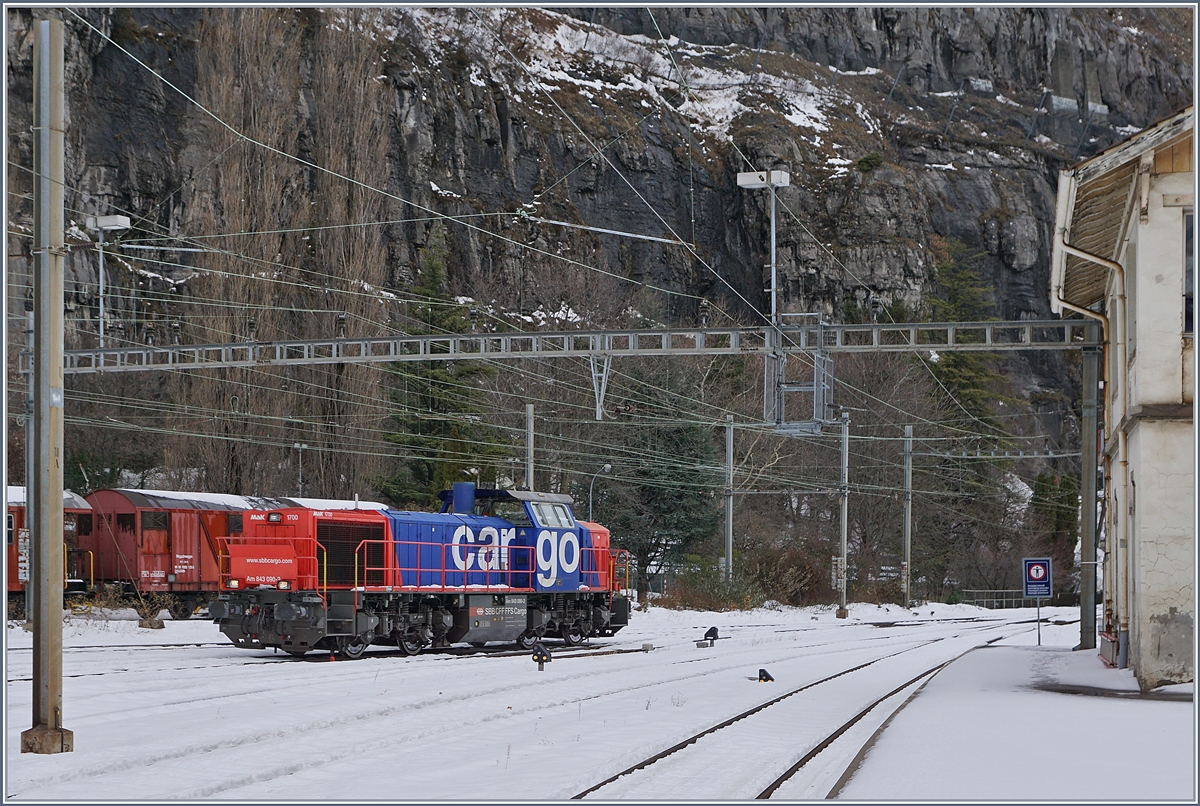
left=169, top=512, right=201, bottom=589
left=138, top=511, right=170, bottom=591
left=197, top=512, right=227, bottom=588
left=316, top=521, right=384, bottom=587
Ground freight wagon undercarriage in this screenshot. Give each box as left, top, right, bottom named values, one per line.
left=209, top=588, right=630, bottom=659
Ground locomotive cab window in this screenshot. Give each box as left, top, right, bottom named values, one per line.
left=487, top=500, right=531, bottom=527
left=532, top=503, right=574, bottom=529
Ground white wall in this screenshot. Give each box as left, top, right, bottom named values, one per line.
left=1127, top=419, right=1194, bottom=688
left=1128, top=171, right=1192, bottom=408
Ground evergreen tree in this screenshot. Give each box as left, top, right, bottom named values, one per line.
left=1032, top=471, right=1079, bottom=593
left=603, top=418, right=723, bottom=604
left=381, top=227, right=502, bottom=509
left=925, top=237, right=1006, bottom=432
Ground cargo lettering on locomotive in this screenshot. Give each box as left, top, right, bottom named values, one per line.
left=536, top=529, right=581, bottom=588
left=450, top=525, right=516, bottom=571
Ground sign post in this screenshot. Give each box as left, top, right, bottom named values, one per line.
left=1023, top=557, right=1052, bottom=646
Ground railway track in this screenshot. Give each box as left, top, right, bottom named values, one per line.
left=572, top=624, right=1034, bottom=800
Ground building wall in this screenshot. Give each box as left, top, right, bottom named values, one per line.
left=1127, top=171, right=1193, bottom=408
left=1127, top=419, right=1194, bottom=688
left=1118, top=164, right=1193, bottom=689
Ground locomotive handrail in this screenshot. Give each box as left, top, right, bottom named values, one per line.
left=319, top=541, right=328, bottom=603
left=345, top=538, right=625, bottom=594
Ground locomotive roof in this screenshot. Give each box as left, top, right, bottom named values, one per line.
left=97, top=489, right=387, bottom=512
left=435, top=487, right=574, bottom=505
left=286, top=496, right=387, bottom=510
left=7, top=486, right=92, bottom=510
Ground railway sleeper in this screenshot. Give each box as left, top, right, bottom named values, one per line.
left=211, top=589, right=628, bottom=658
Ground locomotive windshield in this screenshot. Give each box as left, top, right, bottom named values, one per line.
left=531, top=502, right=574, bottom=528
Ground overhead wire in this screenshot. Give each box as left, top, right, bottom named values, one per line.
left=43, top=8, right=1057, bottom=505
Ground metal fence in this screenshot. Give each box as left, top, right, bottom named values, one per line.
left=960, top=590, right=1042, bottom=609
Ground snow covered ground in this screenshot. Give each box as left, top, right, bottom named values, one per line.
left=4, top=602, right=1193, bottom=800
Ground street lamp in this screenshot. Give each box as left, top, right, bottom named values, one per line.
left=735, top=170, right=789, bottom=328
left=293, top=443, right=308, bottom=497
left=588, top=463, right=611, bottom=521
left=85, top=215, right=131, bottom=348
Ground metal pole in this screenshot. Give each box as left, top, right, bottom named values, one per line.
left=903, top=424, right=912, bottom=609
left=837, top=410, right=849, bottom=618
left=525, top=403, right=534, bottom=490
left=25, top=304, right=34, bottom=501
left=23, top=18, right=72, bottom=755
left=769, top=183, right=777, bottom=328
left=725, top=414, right=734, bottom=582
left=294, top=443, right=307, bottom=497
left=97, top=228, right=105, bottom=348
left=1078, top=342, right=1100, bottom=650
left=1037, top=598, right=1042, bottom=646
left=588, top=463, right=610, bottom=521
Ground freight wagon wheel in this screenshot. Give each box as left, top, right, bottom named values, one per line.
left=339, top=636, right=368, bottom=660
left=561, top=623, right=585, bottom=647
left=168, top=597, right=195, bottom=621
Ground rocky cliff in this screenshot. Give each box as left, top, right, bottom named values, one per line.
left=4, top=7, right=1193, bottom=491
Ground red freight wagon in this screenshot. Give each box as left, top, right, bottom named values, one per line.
left=7, top=486, right=92, bottom=608
left=78, top=490, right=387, bottom=618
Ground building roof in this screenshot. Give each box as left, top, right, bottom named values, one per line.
left=7, top=486, right=92, bottom=510
left=1051, top=106, right=1193, bottom=313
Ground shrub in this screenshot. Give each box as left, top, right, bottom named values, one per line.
left=857, top=152, right=883, bottom=172
left=658, top=563, right=766, bottom=611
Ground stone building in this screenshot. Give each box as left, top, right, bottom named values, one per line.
left=1050, top=106, right=1194, bottom=690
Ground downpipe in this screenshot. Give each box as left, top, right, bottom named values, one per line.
left=1052, top=186, right=1131, bottom=667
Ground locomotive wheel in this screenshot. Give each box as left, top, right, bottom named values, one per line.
left=516, top=631, right=539, bottom=650
left=339, top=636, right=368, bottom=660
left=396, top=633, right=423, bottom=656
left=561, top=624, right=585, bottom=647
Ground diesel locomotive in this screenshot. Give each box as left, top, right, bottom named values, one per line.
left=208, top=483, right=631, bottom=658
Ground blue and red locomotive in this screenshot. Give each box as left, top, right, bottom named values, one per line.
left=208, top=483, right=631, bottom=658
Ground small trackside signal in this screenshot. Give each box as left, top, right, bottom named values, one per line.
left=532, top=642, right=552, bottom=671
